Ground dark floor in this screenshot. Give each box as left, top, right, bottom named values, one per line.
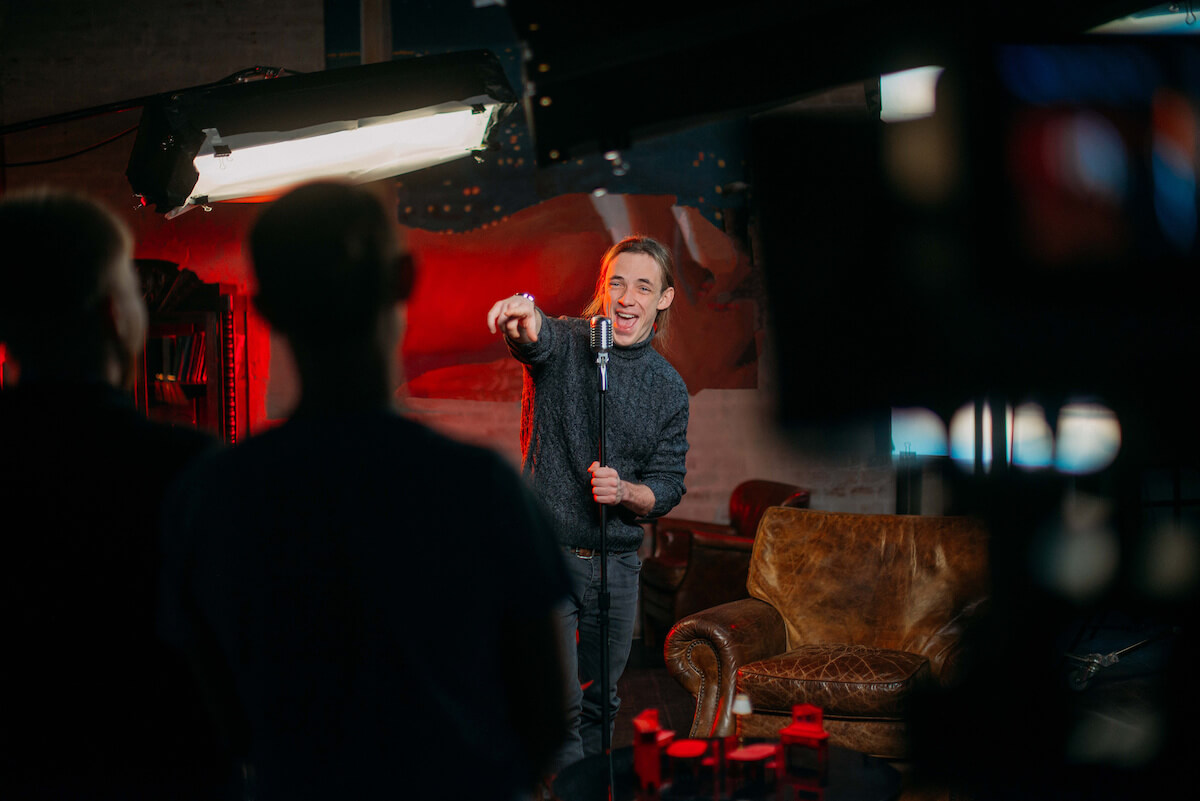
left=611, top=637, right=696, bottom=750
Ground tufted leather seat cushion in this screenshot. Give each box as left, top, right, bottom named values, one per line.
left=737, top=644, right=933, bottom=718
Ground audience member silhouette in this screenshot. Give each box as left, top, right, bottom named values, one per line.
left=158, top=181, right=569, bottom=801
left=0, top=188, right=221, bottom=799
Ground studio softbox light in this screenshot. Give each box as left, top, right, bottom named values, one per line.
left=126, top=49, right=517, bottom=217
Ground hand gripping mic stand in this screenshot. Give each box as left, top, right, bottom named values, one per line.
left=588, top=315, right=616, bottom=797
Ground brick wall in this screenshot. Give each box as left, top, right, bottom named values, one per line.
left=398, top=350, right=896, bottom=523
left=1, top=0, right=325, bottom=193
left=1, top=0, right=326, bottom=438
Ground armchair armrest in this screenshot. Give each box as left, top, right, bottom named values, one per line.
left=688, top=528, right=758, bottom=550
left=656, top=518, right=743, bottom=538
left=664, top=598, right=788, bottom=738
left=919, top=597, right=991, bottom=687
left=650, top=517, right=740, bottom=563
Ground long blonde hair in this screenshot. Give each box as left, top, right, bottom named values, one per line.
left=582, top=235, right=677, bottom=344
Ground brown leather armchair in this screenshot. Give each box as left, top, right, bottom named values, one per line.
left=640, top=480, right=809, bottom=652
left=664, top=507, right=988, bottom=759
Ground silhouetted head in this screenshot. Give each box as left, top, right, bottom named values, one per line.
left=249, top=181, right=413, bottom=352
left=0, top=187, right=144, bottom=388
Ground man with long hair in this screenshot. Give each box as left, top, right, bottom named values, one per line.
left=486, top=235, right=690, bottom=777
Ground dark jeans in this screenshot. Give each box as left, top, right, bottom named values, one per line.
left=550, top=548, right=641, bottom=775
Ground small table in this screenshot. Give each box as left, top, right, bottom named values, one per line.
left=553, top=742, right=900, bottom=801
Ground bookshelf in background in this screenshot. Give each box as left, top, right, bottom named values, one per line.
left=135, top=260, right=246, bottom=444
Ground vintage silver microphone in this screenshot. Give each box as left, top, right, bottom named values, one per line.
left=589, top=314, right=613, bottom=391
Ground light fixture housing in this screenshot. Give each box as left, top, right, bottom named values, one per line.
left=127, top=50, right=517, bottom=217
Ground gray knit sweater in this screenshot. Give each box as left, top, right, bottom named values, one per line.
left=508, top=311, right=689, bottom=551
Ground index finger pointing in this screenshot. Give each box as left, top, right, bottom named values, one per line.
left=486, top=299, right=509, bottom=333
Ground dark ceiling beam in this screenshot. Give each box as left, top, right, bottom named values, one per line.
left=505, top=0, right=1152, bottom=165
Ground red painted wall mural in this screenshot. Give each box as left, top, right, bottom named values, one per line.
left=401, top=192, right=760, bottom=402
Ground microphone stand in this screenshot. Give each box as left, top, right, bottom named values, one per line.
left=595, top=334, right=615, bottom=799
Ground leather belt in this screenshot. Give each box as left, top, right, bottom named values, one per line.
left=566, top=546, right=631, bottom=559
